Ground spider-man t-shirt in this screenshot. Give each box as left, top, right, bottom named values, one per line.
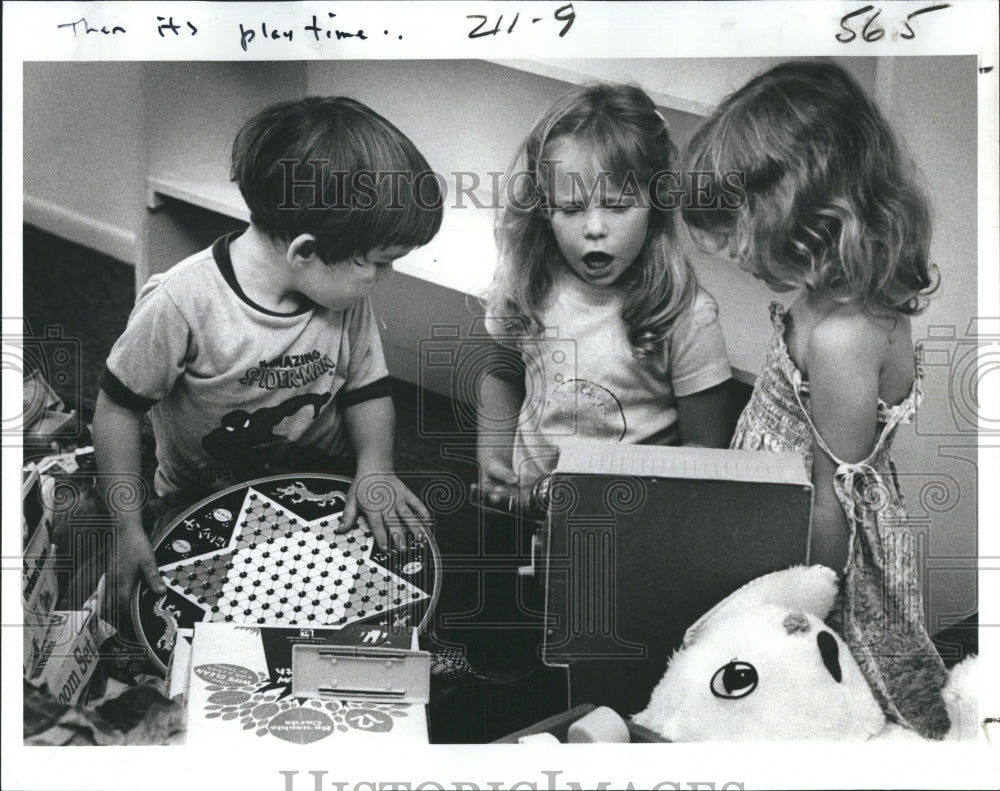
left=100, top=232, right=390, bottom=498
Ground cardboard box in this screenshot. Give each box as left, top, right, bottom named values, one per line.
left=23, top=368, right=65, bottom=428
left=187, top=622, right=428, bottom=744
left=25, top=578, right=114, bottom=706
left=23, top=407, right=79, bottom=446
left=22, top=516, right=60, bottom=673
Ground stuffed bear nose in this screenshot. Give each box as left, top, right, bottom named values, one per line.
left=782, top=612, right=810, bottom=634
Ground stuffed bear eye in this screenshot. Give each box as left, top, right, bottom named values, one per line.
left=710, top=661, right=758, bottom=699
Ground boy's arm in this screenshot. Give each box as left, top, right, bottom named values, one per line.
left=339, top=394, right=430, bottom=549
left=92, top=390, right=167, bottom=623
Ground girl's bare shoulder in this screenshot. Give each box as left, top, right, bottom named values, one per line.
left=805, top=300, right=914, bottom=400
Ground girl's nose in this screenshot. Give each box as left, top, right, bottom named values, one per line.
left=583, top=210, right=608, bottom=238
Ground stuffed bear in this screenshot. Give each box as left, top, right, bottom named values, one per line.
left=632, top=565, right=978, bottom=741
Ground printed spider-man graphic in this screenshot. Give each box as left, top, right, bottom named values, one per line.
left=201, top=391, right=331, bottom=479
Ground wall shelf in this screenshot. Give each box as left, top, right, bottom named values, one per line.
left=484, top=59, right=715, bottom=117
left=146, top=176, right=249, bottom=223
left=144, top=176, right=497, bottom=298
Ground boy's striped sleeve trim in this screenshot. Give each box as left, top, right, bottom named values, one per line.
left=336, top=376, right=393, bottom=409
left=98, top=368, right=158, bottom=412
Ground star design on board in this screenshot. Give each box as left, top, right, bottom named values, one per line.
left=157, top=487, right=428, bottom=628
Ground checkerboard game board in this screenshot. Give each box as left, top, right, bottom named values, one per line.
left=133, top=475, right=439, bottom=672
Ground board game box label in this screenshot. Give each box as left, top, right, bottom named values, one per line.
left=187, top=622, right=427, bottom=744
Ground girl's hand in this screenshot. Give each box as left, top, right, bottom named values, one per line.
left=340, top=472, right=431, bottom=550
left=478, top=455, right=519, bottom=508
left=477, top=365, right=524, bottom=511
left=111, top=523, right=166, bottom=626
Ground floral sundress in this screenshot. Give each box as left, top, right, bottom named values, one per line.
left=731, top=302, right=951, bottom=739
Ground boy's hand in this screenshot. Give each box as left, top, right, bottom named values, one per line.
left=111, top=524, right=167, bottom=625
left=340, top=472, right=431, bottom=550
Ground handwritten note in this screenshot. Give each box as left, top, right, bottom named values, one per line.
left=836, top=3, right=951, bottom=44
left=56, top=18, right=126, bottom=37
left=467, top=4, right=575, bottom=39
left=53, top=4, right=580, bottom=54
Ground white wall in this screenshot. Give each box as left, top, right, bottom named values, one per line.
left=879, top=57, right=980, bottom=632
left=144, top=61, right=308, bottom=189
left=23, top=62, right=146, bottom=263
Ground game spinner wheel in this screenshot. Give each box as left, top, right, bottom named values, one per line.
left=132, top=474, right=440, bottom=673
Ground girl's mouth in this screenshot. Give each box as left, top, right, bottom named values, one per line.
left=582, top=252, right=613, bottom=272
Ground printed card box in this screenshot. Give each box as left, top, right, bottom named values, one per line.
left=188, top=622, right=428, bottom=745
left=22, top=518, right=58, bottom=621
left=25, top=578, right=115, bottom=705
left=22, top=517, right=59, bottom=675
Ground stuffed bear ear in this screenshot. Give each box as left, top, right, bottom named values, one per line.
left=682, top=565, right=839, bottom=647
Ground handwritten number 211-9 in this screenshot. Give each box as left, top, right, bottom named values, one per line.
left=468, top=4, right=575, bottom=38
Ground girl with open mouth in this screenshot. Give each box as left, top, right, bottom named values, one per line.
left=477, top=82, right=734, bottom=502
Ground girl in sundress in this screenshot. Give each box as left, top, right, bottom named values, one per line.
left=684, top=60, right=950, bottom=738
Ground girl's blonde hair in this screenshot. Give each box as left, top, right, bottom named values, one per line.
left=488, top=83, right=697, bottom=357
left=684, top=60, right=937, bottom=315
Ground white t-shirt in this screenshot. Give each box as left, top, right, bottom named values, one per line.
left=102, top=233, right=390, bottom=498
left=487, top=271, right=731, bottom=485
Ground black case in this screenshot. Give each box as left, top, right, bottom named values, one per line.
left=540, top=443, right=813, bottom=715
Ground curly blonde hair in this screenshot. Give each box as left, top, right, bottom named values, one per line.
left=684, top=60, right=937, bottom=315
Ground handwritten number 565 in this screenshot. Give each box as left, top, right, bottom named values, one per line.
left=837, top=3, right=950, bottom=43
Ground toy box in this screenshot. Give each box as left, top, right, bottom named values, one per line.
left=540, top=442, right=814, bottom=715
left=24, top=578, right=114, bottom=705
left=22, top=514, right=59, bottom=675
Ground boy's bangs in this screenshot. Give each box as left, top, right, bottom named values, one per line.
left=357, top=170, right=444, bottom=253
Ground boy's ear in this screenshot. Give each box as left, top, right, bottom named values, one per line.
left=287, top=234, right=319, bottom=268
